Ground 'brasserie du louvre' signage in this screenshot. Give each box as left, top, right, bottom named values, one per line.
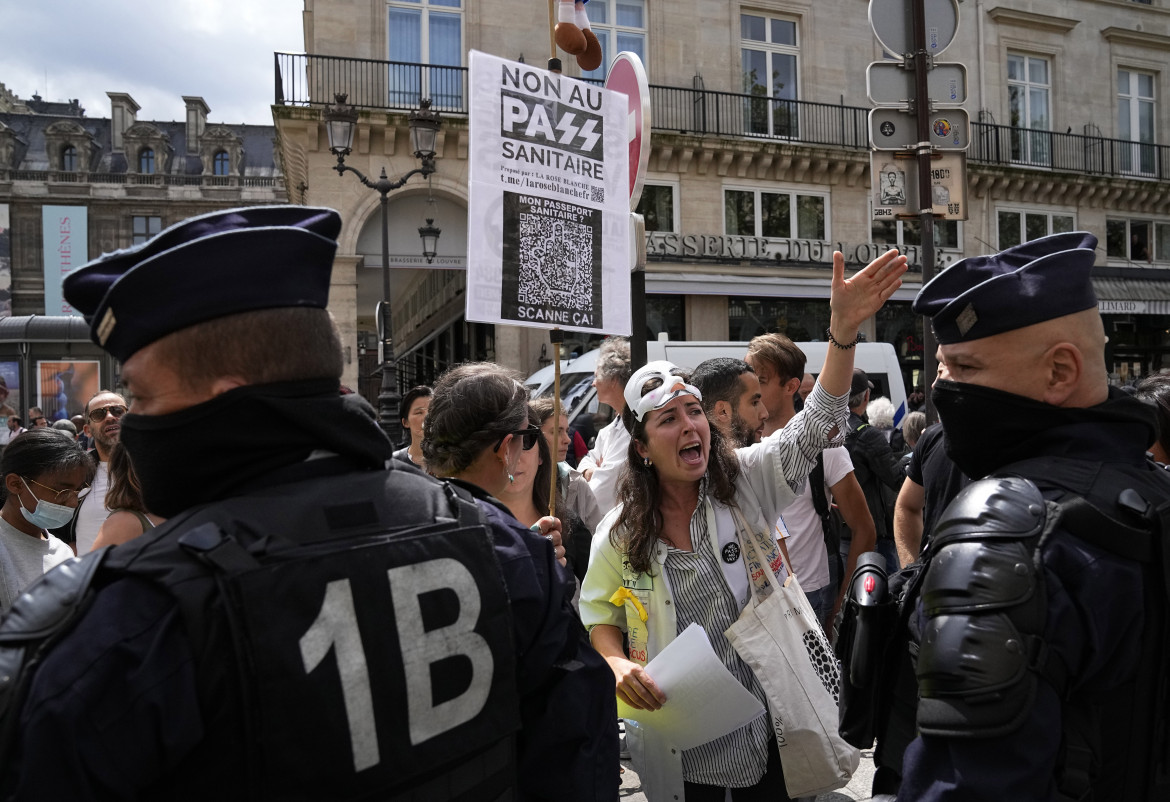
left=645, top=231, right=947, bottom=269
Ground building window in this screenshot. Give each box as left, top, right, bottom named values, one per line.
left=61, top=145, right=78, bottom=172
left=996, top=208, right=1074, bottom=249
left=645, top=295, right=685, bottom=341
left=1118, top=69, right=1157, bottom=176
left=1007, top=53, right=1051, bottom=166
left=725, top=187, right=826, bottom=241
left=741, top=13, right=799, bottom=137
left=1106, top=218, right=1170, bottom=263
left=871, top=219, right=961, bottom=250
left=636, top=184, right=676, bottom=232
left=388, top=0, right=463, bottom=110
left=213, top=150, right=231, bottom=176
left=132, top=216, right=162, bottom=246
left=138, top=148, right=155, bottom=174
left=581, top=0, right=646, bottom=81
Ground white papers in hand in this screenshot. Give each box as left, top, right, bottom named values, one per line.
left=616, top=623, right=765, bottom=750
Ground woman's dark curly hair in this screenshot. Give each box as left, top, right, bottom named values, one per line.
left=612, top=367, right=741, bottom=574
left=422, top=362, right=529, bottom=478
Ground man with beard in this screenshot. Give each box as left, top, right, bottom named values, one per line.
left=0, top=206, right=617, bottom=800
left=743, top=336, right=875, bottom=629
left=70, top=390, right=127, bottom=553
left=895, top=232, right=1170, bottom=800
left=690, top=357, right=769, bottom=449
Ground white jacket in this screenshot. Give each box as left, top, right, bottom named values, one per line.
left=580, top=382, right=847, bottom=800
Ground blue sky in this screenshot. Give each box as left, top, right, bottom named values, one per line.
left=0, top=0, right=304, bottom=125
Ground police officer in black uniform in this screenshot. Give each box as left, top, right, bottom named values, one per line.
left=0, top=206, right=618, bottom=800
left=895, top=232, right=1170, bottom=800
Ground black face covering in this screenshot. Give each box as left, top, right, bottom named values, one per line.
left=119, top=379, right=393, bottom=518
left=931, top=379, right=1157, bottom=480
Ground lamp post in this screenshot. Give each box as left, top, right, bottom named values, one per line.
left=325, top=93, right=442, bottom=444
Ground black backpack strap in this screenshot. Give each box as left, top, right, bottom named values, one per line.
left=809, top=451, right=829, bottom=519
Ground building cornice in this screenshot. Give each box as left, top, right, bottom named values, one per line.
left=986, top=7, right=1080, bottom=34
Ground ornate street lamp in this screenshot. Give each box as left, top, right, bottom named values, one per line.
left=419, top=218, right=441, bottom=264
left=325, top=93, right=442, bottom=444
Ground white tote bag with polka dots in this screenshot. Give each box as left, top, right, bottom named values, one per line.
left=725, top=508, right=859, bottom=798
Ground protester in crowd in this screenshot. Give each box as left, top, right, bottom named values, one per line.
left=4, top=416, right=25, bottom=444
left=69, top=390, right=127, bottom=553
left=799, top=373, right=816, bottom=402
left=1133, top=371, right=1170, bottom=463
left=495, top=406, right=554, bottom=527
left=91, top=442, right=165, bottom=549
left=391, top=384, right=432, bottom=468
left=532, top=396, right=601, bottom=582
left=901, top=410, right=927, bottom=452
left=0, top=377, right=16, bottom=421
left=0, top=207, right=617, bottom=800
left=578, top=336, right=633, bottom=513
left=29, top=415, right=48, bottom=429
left=51, top=419, right=77, bottom=438
left=893, top=231, right=1170, bottom=800
left=843, top=370, right=904, bottom=573
left=690, top=357, right=769, bottom=448
left=745, top=334, right=876, bottom=630
left=865, top=395, right=905, bottom=454
left=0, top=427, right=89, bottom=611
left=581, top=248, right=907, bottom=800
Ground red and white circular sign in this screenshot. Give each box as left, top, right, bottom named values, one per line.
left=605, top=52, right=651, bottom=212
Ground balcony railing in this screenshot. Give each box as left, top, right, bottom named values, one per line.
left=275, top=52, right=1169, bottom=182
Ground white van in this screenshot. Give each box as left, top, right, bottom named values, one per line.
left=528, top=339, right=908, bottom=447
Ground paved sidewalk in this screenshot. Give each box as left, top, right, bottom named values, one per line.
left=618, top=748, right=877, bottom=801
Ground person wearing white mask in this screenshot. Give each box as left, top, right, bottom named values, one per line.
left=0, top=428, right=90, bottom=610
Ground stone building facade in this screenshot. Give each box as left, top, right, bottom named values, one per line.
left=275, top=0, right=1170, bottom=392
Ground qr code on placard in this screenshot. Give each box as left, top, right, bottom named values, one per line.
left=590, top=185, right=605, bottom=204
left=517, top=212, right=594, bottom=311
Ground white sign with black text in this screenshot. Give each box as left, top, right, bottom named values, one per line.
left=465, top=50, right=631, bottom=334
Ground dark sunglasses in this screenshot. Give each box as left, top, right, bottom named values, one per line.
left=493, top=426, right=541, bottom=452
left=88, top=404, right=127, bottom=423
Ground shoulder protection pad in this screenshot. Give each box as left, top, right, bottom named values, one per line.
left=0, top=550, right=107, bottom=728
left=915, top=476, right=1048, bottom=738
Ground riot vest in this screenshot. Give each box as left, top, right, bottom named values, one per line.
left=0, top=460, right=521, bottom=801
left=838, top=456, right=1170, bottom=801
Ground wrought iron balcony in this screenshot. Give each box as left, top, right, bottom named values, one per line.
left=275, top=52, right=1169, bottom=183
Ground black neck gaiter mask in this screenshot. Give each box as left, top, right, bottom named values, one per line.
left=931, top=378, right=1156, bottom=480
left=119, top=379, right=393, bottom=518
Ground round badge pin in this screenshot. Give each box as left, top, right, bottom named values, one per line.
left=721, top=542, right=741, bottom=563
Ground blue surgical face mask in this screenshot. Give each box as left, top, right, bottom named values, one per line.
left=18, top=478, right=78, bottom=530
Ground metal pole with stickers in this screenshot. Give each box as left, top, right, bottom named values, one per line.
left=867, top=0, right=969, bottom=419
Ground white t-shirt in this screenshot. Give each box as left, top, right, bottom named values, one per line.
left=778, top=446, right=854, bottom=592
left=74, top=459, right=110, bottom=554
left=0, top=516, right=74, bottom=611
left=578, top=417, right=631, bottom=516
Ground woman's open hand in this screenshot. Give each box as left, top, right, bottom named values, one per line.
left=829, top=248, right=908, bottom=335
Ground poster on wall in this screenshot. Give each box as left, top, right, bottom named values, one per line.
left=0, top=204, right=11, bottom=318
left=41, top=205, right=88, bottom=316
left=465, top=50, right=631, bottom=335
left=0, top=360, right=19, bottom=417
left=36, top=360, right=100, bottom=422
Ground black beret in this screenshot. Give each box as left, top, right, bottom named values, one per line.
left=62, top=205, right=341, bottom=362
left=912, top=231, right=1098, bottom=344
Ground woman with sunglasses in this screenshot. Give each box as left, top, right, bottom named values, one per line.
left=422, top=363, right=567, bottom=565
left=496, top=407, right=556, bottom=532
left=580, top=249, right=907, bottom=801
left=0, top=428, right=93, bottom=611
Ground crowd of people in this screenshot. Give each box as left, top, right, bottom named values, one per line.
left=0, top=206, right=1166, bottom=801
